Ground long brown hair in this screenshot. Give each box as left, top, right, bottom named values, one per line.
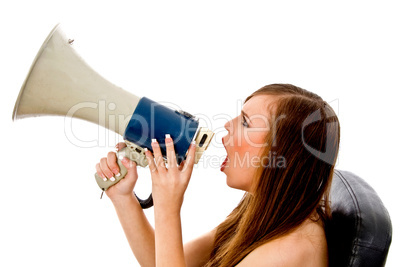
left=205, top=84, right=340, bottom=266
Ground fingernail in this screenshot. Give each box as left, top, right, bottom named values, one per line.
left=103, top=177, right=108, bottom=182
left=110, top=177, right=116, bottom=182
left=165, top=134, right=171, bottom=139
left=191, top=140, right=196, bottom=146
left=118, top=154, right=124, bottom=161
left=144, top=148, right=148, bottom=152
left=115, top=172, right=121, bottom=177
left=152, top=138, right=157, bottom=143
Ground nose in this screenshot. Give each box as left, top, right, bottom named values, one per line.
left=223, top=119, right=235, bottom=147
left=224, top=119, right=233, bottom=132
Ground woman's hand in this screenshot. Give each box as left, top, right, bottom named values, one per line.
left=95, top=142, right=138, bottom=201
left=146, top=135, right=196, bottom=267
left=145, top=135, right=196, bottom=214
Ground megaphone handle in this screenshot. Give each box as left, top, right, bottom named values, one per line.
left=135, top=193, right=154, bottom=209
left=94, top=147, right=154, bottom=209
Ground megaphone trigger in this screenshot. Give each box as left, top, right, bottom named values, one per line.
left=119, top=140, right=149, bottom=168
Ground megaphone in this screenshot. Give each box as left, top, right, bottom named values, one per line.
left=12, top=24, right=214, bottom=209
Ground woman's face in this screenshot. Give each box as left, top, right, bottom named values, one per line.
left=221, top=95, right=276, bottom=192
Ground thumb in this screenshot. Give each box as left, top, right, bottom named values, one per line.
left=116, top=142, right=127, bottom=152
left=121, top=157, right=138, bottom=182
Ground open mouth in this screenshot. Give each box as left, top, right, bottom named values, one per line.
left=221, top=137, right=229, bottom=171
left=220, top=156, right=228, bottom=171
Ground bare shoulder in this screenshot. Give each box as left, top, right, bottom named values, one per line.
left=184, top=229, right=217, bottom=267
left=237, top=220, right=328, bottom=267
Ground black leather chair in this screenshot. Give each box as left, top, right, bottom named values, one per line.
left=326, top=170, right=392, bottom=267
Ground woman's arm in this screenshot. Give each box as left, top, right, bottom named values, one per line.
left=154, top=206, right=186, bottom=266
left=96, top=144, right=155, bottom=267
left=98, top=139, right=215, bottom=267
left=144, top=135, right=197, bottom=267
left=110, top=193, right=156, bottom=267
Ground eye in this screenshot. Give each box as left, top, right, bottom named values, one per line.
left=241, top=116, right=249, bottom=127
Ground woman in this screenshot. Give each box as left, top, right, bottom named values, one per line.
left=96, top=84, right=340, bottom=266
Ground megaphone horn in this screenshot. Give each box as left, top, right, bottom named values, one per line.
left=12, top=24, right=214, bottom=208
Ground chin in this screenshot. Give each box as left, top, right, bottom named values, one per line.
left=226, top=177, right=246, bottom=191
left=225, top=175, right=235, bottom=188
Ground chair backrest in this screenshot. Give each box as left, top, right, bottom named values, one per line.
left=326, top=170, right=392, bottom=267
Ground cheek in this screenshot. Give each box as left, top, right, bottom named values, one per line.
left=228, top=130, right=266, bottom=165
left=225, top=133, right=265, bottom=192
left=244, top=130, right=267, bottom=148
left=238, top=131, right=266, bottom=158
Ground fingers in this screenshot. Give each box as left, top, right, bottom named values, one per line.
left=144, top=148, right=158, bottom=173
left=107, top=151, right=120, bottom=176
left=121, top=157, right=138, bottom=182
left=96, top=150, right=122, bottom=182
left=178, top=160, right=185, bottom=171
left=99, top=157, right=116, bottom=181
left=151, top=138, right=167, bottom=173
left=165, top=134, right=178, bottom=171
left=95, top=163, right=107, bottom=180
left=144, top=136, right=193, bottom=177
left=115, top=142, right=127, bottom=152
left=182, top=141, right=197, bottom=177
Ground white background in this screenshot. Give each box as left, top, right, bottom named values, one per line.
left=1, top=1, right=400, bottom=266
